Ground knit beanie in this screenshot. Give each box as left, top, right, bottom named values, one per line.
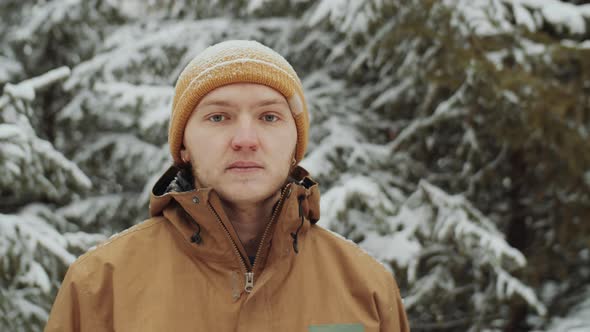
left=169, top=40, right=309, bottom=165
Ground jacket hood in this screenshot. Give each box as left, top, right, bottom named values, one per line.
left=149, top=165, right=320, bottom=224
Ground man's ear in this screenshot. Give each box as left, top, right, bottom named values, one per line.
left=180, top=148, right=190, bottom=164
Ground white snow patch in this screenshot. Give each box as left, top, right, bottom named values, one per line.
left=17, top=261, right=51, bottom=293
left=300, top=118, right=363, bottom=178
left=512, top=3, right=536, bottom=31
left=306, top=0, right=369, bottom=33
left=0, top=208, right=76, bottom=268
left=509, top=0, right=589, bottom=35
left=247, top=0, right=269, bottom=13
left=540, top=2, right=585, bottom=35
left=12, top=295, right=49, bottom=321
left=3, top=82, right=35, bottom=101
left=371, top=78, right=412, bottom=109
left=496, top=268, right=547, bottom=315
left=360, top=231, right=420, bottom=268
left=319, top=175, right=394, bottom=228
left=0, top=123, right=24, bottom=140
left=451, top=0, right=513, bottom=36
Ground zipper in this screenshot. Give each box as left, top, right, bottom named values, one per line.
left=207, top=183, right=291, bottom=294
left=245, top=272, right=254, bottom=293
left=207, top=202, right=249, bottom=288
left=250, top=183, right=290, bottom=279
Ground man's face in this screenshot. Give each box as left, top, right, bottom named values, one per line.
left=181, top=83, right=297, bottom=205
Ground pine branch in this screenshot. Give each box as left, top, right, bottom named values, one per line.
left=388, top=82, right=468, bottom=152
left=0, top=66, right=70, bottom=109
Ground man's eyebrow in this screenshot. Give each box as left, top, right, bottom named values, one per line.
left=199, top=98, right=289, bottom=109
left=254, top=98, right=289, bottom=108
left=198, top=100, right=235, bottom=108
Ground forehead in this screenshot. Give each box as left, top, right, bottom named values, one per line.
left=197, top=83, right=289, bottom=110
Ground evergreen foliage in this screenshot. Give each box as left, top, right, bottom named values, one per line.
left=1, top=0, right=588, bottom=331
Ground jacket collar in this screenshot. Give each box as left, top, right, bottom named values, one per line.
left=149, top=165, right=320, bottom=222
left=148, top=165, right=320, bottom=271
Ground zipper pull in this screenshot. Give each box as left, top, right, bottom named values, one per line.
left=245, top=272, right=254, bottom=293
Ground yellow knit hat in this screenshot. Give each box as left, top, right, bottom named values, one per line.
left=169, top=40, right=309, bottom=165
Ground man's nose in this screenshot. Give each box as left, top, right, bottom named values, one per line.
left=230, top=119, right=259, bottom=151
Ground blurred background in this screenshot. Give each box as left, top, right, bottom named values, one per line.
left=1, top=0, right=589, bottom=331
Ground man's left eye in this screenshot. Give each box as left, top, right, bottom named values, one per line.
left=262, top=114, right=279, bottom=122
left=209, top=114, right=225, bottom=122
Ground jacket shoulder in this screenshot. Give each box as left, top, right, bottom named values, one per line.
left=308, top=225, right=400, bottom=289
left=66, top=217, right=169, bottom=281
left=46, top=217, right=171, bottom=331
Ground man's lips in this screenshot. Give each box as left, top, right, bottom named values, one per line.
left=226, top=161, right=264, bottom=171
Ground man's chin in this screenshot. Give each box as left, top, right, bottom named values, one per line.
left=217, top=185, right=280, bottom=205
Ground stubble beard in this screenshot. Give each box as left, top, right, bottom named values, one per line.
left=187, top=155, right=293, bottom=206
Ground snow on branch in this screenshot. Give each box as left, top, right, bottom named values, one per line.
left=448, top=0, right=514, bottom=36
left=73, top=133, right=165, bottom=171
left=388, top=82, right=468, bottom=152
left=506, top=0, right=590, bottom=35
left=63, top=17, right=288, bottom=90
left=362, top=178, right=546, bottom=316
left=0, top=66, right=70, bottom=108
left=418, top=180, right=526, bottom=267
left=301, top=117, right=365, bottom=178
left=0, top=204, right=106, bottom=326
left=450, top=0, right=590, bottom=39
left=57, top=193, right=139, bottom=228
left=11, top=0, right=85, bottom=41
left=496, top=267, right=547, bottom=315
left=0, top=120, right=91, bottom=202
left=320, top=174, right=396, bottom=227
left=58, top=81, right=173, bottom=133
left=545, top=285, right=590, bottom=331
left=306, top=0, right=371, bottom=34
left=0, top=208, right=75, bottom=271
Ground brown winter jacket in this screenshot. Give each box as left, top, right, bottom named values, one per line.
left=45, top=166, right=410, bottom=331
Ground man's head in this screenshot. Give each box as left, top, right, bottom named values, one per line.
left=168, top=40, right=309, bottom=204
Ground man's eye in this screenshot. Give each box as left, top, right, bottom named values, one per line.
left=209, top=114, right=225, bottom=122
left=262, top=114, right=279, bottom=122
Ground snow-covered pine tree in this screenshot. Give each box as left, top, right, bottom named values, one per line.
left=287, top=1, right=544, bottom=330
left=0, top=66, right=106, bottom=330
left=293, top=0, right=590, bottom=330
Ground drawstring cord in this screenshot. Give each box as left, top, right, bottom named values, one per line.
left=290, top=195, right=305, bottom=254
left=190, top=222, right=202, bottom=244
left=181, top=208, right=203, bottom=245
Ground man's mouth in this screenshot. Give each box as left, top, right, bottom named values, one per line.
left=226, top=161, right=264, bottom=172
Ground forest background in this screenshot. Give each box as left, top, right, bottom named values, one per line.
left=1, top=0, right=590, bottom=331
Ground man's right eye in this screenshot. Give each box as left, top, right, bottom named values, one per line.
left=208, top=114, right=225, bottom=122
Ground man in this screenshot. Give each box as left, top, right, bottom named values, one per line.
left=46, top=40, right=410, bottom=331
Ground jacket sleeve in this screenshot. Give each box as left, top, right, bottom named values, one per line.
left=380, top=274, right=410, bottom=332
left=44, top=258, right=113, bottom=332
